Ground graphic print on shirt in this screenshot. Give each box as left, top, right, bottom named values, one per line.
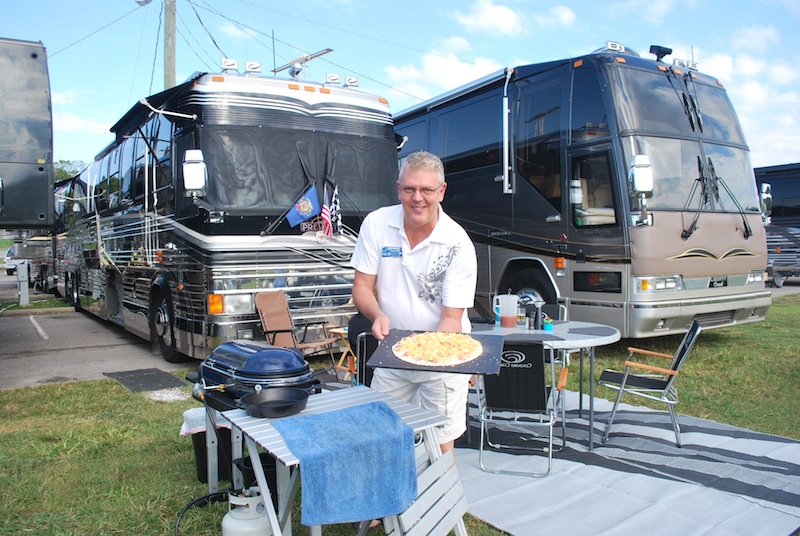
left=416, top=245, right=460, bottom=303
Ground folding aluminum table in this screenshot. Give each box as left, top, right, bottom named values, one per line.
left=224, top=385, right=468, bottom=535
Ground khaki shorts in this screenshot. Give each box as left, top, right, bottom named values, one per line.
left=370, top=368, right=470, bottom=444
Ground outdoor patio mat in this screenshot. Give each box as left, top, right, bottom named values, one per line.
left=104, top=368, right=186, bottom=392
left=457, top=390, right=800, bottom=536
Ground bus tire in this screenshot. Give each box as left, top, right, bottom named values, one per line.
left=150, top=289, right=182, bottom=363
left=502, top=268, right=558, bottom=306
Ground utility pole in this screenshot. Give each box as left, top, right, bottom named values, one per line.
left=164, top=0, right=176, bottom=89
left=135, top=0, right=175, bottom=89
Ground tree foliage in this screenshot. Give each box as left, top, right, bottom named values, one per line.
left=54, top=160, right=86, bottom=182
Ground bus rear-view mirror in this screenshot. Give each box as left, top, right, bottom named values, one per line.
left=760, top=183, right=772, bottom=217
left=629, top=155, right=654, bottom=196
left=183, top=149, right=208, bottom=197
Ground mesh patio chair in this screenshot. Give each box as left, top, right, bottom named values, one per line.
left=476, top=341, right=569, bottom=477
left=254, top=290, right=340, bottom=380
left=599, top=319, right=702, bottom=447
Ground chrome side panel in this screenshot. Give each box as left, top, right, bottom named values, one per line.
left=63, top=212, right=357, bottom=360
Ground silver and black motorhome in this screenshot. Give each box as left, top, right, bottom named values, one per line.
left=0, top=37, right=54, bottom=229
left=54, top=65, right=398, bottom=361
left=755, top=162, right=800, bottom=288
left=394, top=42, right=771, bottom=338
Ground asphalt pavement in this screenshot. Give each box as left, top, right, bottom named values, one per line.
left=0, top=273, right=192, bottom=390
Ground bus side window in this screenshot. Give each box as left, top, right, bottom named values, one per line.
left=572, top=153, right=616, bottom=226
left=515, top=75, right=563, bottom=212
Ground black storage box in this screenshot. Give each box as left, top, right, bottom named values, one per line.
left=191, top=427, right=232, bottom=484
left=234, top=454, right=278, bottom=510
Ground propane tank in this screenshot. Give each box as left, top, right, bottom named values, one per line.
left=221, top=487, right=272, bottom=536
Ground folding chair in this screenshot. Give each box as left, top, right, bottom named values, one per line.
left=600, top=319, right=702, bottom=447
left=254, top=290, right=340, bottom=380
left=476, top=341, right=569, bottom=477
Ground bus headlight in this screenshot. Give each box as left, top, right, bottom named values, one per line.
left=637, top=275, right=682, bottom=292
left=208, top=293, right=254, bottom=315
left=747, top=270, right=764, bottom=284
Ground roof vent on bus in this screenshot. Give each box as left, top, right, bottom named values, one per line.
left=221, top=58, right=239, bottom=74
left=325, top=73, right=359, bottom=88
left=595, top=41, right=640, bottom=57
left=245, top=62, right=262, bottom=75
left=672, top=57, right=698, bottom=71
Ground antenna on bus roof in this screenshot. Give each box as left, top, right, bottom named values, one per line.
left=272, top=48, right=333, bottom=79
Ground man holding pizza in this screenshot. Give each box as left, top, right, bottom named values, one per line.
left=351, top=150, right=478, bottom=456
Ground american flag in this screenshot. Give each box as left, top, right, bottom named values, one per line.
left=321, top=184, right=333, bottom=237
left=330, top=184, right=341, bottom=235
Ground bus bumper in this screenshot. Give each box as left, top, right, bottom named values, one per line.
left=627, top=290, right=772, bottom=338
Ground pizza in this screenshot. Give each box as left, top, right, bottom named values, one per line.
left=392, top=331, right=483, bottom=367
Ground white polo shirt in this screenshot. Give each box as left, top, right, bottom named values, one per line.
left=351, top=204, right=477, bottom=333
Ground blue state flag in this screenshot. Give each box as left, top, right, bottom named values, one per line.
left=286, top=183, right=321, bottom=227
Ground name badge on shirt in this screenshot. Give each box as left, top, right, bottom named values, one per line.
left=381, top=246, right=403, bottom=258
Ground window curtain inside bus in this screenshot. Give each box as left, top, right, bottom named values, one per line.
left=201, top=126, right=396, bottom=214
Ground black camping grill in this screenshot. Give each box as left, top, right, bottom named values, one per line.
left=195, top=340, right=320, bottom=411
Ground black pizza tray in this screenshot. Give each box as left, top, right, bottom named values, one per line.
left=366, top=329, right=504, bottom=375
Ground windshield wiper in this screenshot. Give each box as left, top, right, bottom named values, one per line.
left=681, top=156, right=708, bottom=239
left=707, top=157, right=752, bottom=239
left=684, top=73, right=704, bottom=133
left=666, top=68, right=696, bottom=132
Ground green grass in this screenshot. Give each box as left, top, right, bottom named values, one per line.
left=1, top=298, right=70, bottom=310
left=0, top=295, right=798, bottom=534
left=572, top=293, right=800, bottom=440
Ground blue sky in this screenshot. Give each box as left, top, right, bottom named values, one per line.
left=3, top=0, right=799, bottom=168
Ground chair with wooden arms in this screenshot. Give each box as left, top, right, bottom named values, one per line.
left=599, top=319, right=702, bottom=447
left=254, top=290, right=340, bottom=380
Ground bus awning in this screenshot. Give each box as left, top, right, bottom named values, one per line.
left=110, top=73, right=203, bottom=142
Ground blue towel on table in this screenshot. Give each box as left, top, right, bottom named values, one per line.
left=271, top=400, right=417, bottom=526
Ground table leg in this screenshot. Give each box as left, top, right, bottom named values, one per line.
left=205, top=408, right=219, bottom=493
left=231, top=426, right=243, bottom=490
left=578, top=348, right=585, bottom=417
left=244, top=436, right=284, bottom=535
left=588, top=347, right=595, bottom=451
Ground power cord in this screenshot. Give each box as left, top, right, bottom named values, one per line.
left=174, top=489, right=231, bottom=536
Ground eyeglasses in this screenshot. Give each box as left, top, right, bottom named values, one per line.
left=398, top=184, right=443, bottom=197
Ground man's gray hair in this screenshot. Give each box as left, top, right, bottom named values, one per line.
left=400, top=151, right=445, bottom=185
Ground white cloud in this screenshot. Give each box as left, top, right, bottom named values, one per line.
left=51, top=90, right=81, bottom=106
left=53, top=110, right=111, bottom=136
left=52, top=110, right=114, bottom=161
left=731, top=25, right=779, bottom=53
left=536, top=5, right=576, bottom=27
left=385, top=38, right=502, bottom=111
left=453, top=0, right=523, bottom=35
left=766, top=61, right=799, bottom=85
left=698, top=54, right=733, bottom=83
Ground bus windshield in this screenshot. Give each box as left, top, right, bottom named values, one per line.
left=202, top=126, right=398, bottom=214
left=612, top=68, right=758, bottom=213
left=612, top=67, right=746, bottom=144
left=621, top=138, right=760, bottom=212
